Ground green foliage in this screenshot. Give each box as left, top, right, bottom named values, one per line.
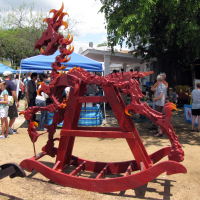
left=97, top=41, right=108, bottom=47
left=0, top=3, right=80, bottom=66
left=99, top=0, right=200, bottom=66
left=0, top=3, right=48, bottom=66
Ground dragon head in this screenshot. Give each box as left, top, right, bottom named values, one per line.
left=34, top=3, right=69, bottom=55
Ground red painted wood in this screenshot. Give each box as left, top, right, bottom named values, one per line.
left=20, top=3, right=186, bottom=192
left=64, top=83, right=87, bottom=166
left=60, top=130, right=134, bottom=138
left=103, top=85, right=152, bottom=169
left=69, top=161, right=86, bottom=176
left=20, top=158, right=186, bottom=193
left=77, top=127, right=121, bottom=131
left=96, top=164, right=109, bottom=179
left=113, top=86, right=153, bottom=167
left=53, top=161, right=60, bottom=170
left=78, top=96, right=108, bottom=103
left=124, top=162, right=133, bottom=176
left=56, top=88, right=81, bottom=170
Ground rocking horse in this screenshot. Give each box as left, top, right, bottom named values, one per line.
left=19, top=3, right=186, bottom=193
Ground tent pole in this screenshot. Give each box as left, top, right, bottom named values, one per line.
left=103, top=70, right=107, bottom=127
left=13, top=62, right=22, bottom=131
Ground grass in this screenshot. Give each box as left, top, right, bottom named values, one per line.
left=0, top=60, right=11, bottom=66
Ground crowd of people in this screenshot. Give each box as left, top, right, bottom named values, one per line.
left=148, top=72, right=179, bottom=137
left=0, top=71, right=51, bottom=139
left=0, top=69, right=199, bottom=139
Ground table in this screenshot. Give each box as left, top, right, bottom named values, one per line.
left=47, top=105, right=103, bottom=127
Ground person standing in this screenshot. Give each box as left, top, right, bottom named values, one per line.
left=23, top=72, right=31, bottom=110
left=0, top=81, right=9, bottom=139
left=191, top=82, right=200, bottom=132
left=3, top=71, right=19, bottom=135
left=27, top=73, right=37, bottom=121
left=149, top=72, right=168, bottom=130
left=12, top=73, right=25, bottom=102
left=36, top=74, right=49, bottom=131
left=153, top=75, right=167, bottom=137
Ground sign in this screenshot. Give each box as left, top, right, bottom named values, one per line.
left=184, top=104, right=198, bottom=126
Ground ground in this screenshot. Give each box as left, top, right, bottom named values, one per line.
left=0, top=100, right=199, bottom=200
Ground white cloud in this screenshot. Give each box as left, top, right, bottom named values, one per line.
left=0, top=0, right=107, bottom=44
left=64, top=0, right=106, bottom=36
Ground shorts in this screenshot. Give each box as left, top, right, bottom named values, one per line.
left=8, top=103, right=18, bottom=119
left=155, top=105, right=163, bottom=113
left=0, top=106, right=9, bottom=118
left=192, top=109, right=200, bottom=116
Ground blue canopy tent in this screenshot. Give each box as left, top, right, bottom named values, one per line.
left=20, top=50, right=104, bottom=127
left=20, top=50, right=102, bottom=72
left=0, top=63, right=17, bottom=73
left=16, top=69, right=45, bottom=73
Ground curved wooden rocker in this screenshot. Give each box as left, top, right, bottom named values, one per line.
left=20, top=147, right=186, bottom=193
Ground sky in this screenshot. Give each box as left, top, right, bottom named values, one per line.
left=0, top=0, right=108, bottom=51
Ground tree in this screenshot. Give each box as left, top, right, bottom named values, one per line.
left=0, top=3, right=80, bottom=66
left=99, top=0, right=200, bottom=88
left=97, top=41, right=108, bottom=47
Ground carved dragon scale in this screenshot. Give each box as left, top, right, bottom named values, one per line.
left=19, top=3, right=186, bottom=193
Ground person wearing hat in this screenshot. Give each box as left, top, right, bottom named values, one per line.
left=3, top=71, right=19, bottom=135
left=148, top=72, right=168, bottom=130
left=166, top=87, right=178, bottom=104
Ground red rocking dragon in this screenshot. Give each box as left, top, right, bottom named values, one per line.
left=19, top=3, right=186, bottom=193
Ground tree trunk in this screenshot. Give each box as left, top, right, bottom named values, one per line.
left=191, top=65, right=196, bottom=89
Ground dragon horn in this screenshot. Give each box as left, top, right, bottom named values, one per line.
left=53, top=2, right=64, bottom=20
left=165, top=102, right=176, bottom=107
left=63, top=55, right=71, bottom=62
left=70, top=46, right=74, bottom=53
left=68, top=35, right=73, bottom=44
left=124, top=106, right=132, bottom=116
left=19, top=111, right=25, bottom=115
left=66, top=33, right=70, bottom=41
left=60, top=64, right=67, bottom=70
left=43, top=18, right=48, bottom=22
left=59, top=70, right=63, bottom=76
left=61, top=21, right=68, bottom=29
left=67, top=45, right=72, bottom=51
left=30, top=121, right=38, bottom=128
left=164, top=104, right=178, bottom=112
left=49, top=9, right=56, bottom=14
left=40, top=47, right=44, bottom=53
left=37, top=82, right=45, bottom=96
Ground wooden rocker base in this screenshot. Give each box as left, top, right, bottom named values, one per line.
left=20, top=147, right=187, bottom=193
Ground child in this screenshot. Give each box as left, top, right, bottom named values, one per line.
left=0, top=81, right=9, bottom=139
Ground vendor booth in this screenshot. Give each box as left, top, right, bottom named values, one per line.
left=20, top=50, right=102, bottom=72
left=20, top=51, right=103, bottom=127
left=0, top=63, right=17, bottom=73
